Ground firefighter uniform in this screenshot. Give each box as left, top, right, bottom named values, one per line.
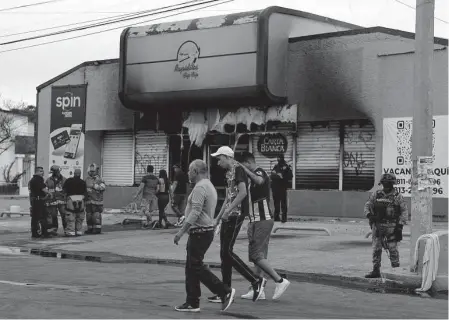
left=45, top=165, right=67, bottom=235
left=85, top=163, right=106, bottom=234
left=63, top=169, right=87, bottom=236
left=364, top=173, right=408, bottom=278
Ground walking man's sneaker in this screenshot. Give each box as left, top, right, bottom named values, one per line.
left=252, top=277, right=267, bottom=302
left=174, top=302, right=200, bottom=313
left=221, top=288, right=236, bottom=312
left=207, top=295, right=222, bottom=303
left=272, top=278, right=290, bottom=300
left=241, top=287, right=266, bottom=300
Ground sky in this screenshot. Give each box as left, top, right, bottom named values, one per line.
left=0, top=0, right=447, bottom=105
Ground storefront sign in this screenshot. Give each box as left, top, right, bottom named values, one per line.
left=49, top=85, right=87, bottom=178
left=382, top=116, right=448, bottom=198
left=257, top=133, right=288, bottom=158
left=174, top=41, right=200, bottom=80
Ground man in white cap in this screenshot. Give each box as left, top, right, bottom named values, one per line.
left=208, top=146, right=266, bottom=303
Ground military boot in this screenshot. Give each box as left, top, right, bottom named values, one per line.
left=365, top=267, right=381, bottom=278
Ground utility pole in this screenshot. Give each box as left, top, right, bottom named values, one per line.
left=409, top=0, right=435, bottom=271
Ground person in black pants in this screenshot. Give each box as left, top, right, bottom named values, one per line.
left=173, top=159, right=235, bottom=313
left=270, top=155, right=293, bottom=223
left=156, top=169, right=170, bottom=228
left=28, top=166, right=50, bottom=238
left=171, top=164, right=188, bottom=226
left=209, top=146, right=266, bottom=303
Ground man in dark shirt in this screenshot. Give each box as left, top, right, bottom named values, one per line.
left=209, top=146, right=265, bottom=303
left=28, top=166, right=50, bottom=238
left=171, top=164, right=188, bottom=226
left=239, top=152, right=291, bottom=301
left=270, top=155, right=293, bottom=223
left=63, top=169, right=87, bottom=236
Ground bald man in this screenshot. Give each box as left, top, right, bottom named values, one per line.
left=174, top=160, right=235, bottom=313
left=63, top=169, right=87, bottom=236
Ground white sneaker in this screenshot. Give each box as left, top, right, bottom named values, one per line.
left=241, top=288, right=266, bottom=300
left=272, top=279, right=290, bottom=300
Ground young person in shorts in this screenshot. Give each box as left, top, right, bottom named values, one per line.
left=239, top=151, right=290, bottom=300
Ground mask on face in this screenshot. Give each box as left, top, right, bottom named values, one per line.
left=382, top=182, right=394, bottom=192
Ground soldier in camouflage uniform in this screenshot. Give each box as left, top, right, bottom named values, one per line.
left=45, top=165, right=67, bottom=235
left=364, top=173, right=408, bottom=278
left=85, top=163, right=106, bottom=234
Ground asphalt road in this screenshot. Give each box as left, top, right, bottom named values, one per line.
left=0, top=252, right=447, bottom=319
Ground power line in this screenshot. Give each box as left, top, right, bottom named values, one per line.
left=0, top=3, right=174, bottom=38
left=0, top=0, right=234, bottom=54
left=392, top=0, right=448, bottom=24
left=0, top=0, right=205, bottom=43
left=0, top=0, right=65, bottom=12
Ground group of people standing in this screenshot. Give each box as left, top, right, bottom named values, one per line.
left=133, top=164, right=189, bottom=229
left=173, top=146, right=291, bottom=313
left=28, top=163, right=106, bottom=238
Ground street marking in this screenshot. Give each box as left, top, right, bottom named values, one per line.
left=0, top=279, right=88, bottom=291
left=0, top=247, right=25, bottom=255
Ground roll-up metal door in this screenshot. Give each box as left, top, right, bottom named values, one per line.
left=134, top=131, right=168, bottom=185
left=102, top=132, right=134, bottom=186
left=342, top=120, right=375, bottom=191
left=296, top=122, right=340, bottom=190
left=252, top=134, right=294, bottom=175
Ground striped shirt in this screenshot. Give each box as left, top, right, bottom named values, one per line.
left=248, top=167, right=272, bottom=222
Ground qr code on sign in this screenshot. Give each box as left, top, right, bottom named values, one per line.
left=396, top=120, right=435, bottom=166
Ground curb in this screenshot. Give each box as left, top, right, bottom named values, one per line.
left=16, top=245, right=421, bottom=294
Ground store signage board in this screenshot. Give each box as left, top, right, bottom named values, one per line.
left=257, top=133, right=288, bottom=158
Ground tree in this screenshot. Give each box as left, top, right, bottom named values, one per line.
left=0, top=93, right=35, bottom=155
left=0, top=110, right=15, bottom=156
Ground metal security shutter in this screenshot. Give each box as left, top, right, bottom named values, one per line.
left=102, top=132, right=134, bottom=186
left=342, top=120, right=375, bottom=191
left=296, top=122, right=340, bottom=190
left=252, top=134, right=294, bottom=175
left=134, top=131, right=168, bottom=184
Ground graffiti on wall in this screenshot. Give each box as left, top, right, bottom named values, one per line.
left=343, top=151, right=366, bottom=176
left=135, top=148, right=167, bottom=175
left=344, top=130, right=375, bottom=152
left=343, top=127, right=374, bottom=176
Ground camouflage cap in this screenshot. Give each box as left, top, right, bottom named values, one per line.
left=379, top=173, right=397, bottom=184
left=88, top=163, right=98, bottom=172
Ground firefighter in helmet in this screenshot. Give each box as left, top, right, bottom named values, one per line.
left=45, top=164, right=67, bottom=235
left=85, top=163, right=106, bottom=234
left=364, top=173, right=408, bottom=278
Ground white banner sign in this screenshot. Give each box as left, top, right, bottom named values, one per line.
left=382, top=116, right=448, bottom=198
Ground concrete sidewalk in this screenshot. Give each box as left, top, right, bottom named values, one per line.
left=1, top=216, right=446, bottom=293
left=1, top=206, right=447, bottom=292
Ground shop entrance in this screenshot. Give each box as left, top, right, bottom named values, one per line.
left=168, top=135, right=203, bottom=180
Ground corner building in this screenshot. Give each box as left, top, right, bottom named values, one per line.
left=36, top=7, right=448, bottom=221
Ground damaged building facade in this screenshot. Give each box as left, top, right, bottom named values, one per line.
left=36, top=7, right=448, bottom=220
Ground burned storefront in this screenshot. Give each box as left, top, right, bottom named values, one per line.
left=117, top=7, right=355, bottom=207
left=36, top=6, right=448, bottom=219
